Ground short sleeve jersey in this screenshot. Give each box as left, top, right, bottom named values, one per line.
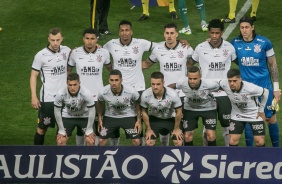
left=176, top=78, right=219, bottom=111
left=104, top=38, right=153, bottom=91
left=149, top=41, right=194, bottom=97
left=68, top=46, right=110, bottom=101
left=31, top=45, right=71, bottom=102
left=219, top=80, right=265, bottom=122
left=98, top=85, right=140, bottom=118
left=192, top=40, right=237, bottom=97
left=231, top=35, right=274, bottom=89
left=54, top=85, right=95, bottom=118
left=140, top=87, right=182, bottom=119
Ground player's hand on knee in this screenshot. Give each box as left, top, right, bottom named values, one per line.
left=85, top=132, right=96, bottom=146
left=172, top=129, right=183, bottom=141
left=56, top=133, right=68, bottom=145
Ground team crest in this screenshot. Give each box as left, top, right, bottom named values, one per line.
left=254, top=44, right=261, bottom=53
left=182, top=119, right=188, bottom=129
left=241, top=94, right=248, bottom=101
left=123, top=97, right=130, bottom=104
left=229, top=121, right=235, bottom=131
left=132, top=46, right=139, bottom=54
left=62, top=53, right=67, bottom=60
left=96, top=55, right=102, bottom=62
left=199, top=90, right=207, bottom=98
left=43, top=117, right=51, bottom=125
left=177, top=51, right=184, bottom=58
left=100, top=127, right=108, bottom=136
left=222, top=49, right=229, bottom=57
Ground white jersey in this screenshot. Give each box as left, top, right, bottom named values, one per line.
left=140, top=87, right=182, bottom=119
left=54, top=85, right=95, bottom=118
left=104, top=38, right=153, bottom=91
left=192, top=40, right=237, bottom=97
left=176, top=78, right=219, bottom=111
left=149, top=41, right=194, bottom=97
left=219, top=80, right=265, bottom=122
left=68, top=46, right=110, bottom=101
left=31, top=45, right=71, bottom=102
left=98, top=85, right=140, bottom=118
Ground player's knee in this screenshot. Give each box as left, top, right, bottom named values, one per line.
left=184, top=131, right=193, bottom=142
left=206, top=131, right=216, bottom=141
left=173, top=140, right=183, bottom=146
left=145, top=140, right=155, bottom=146
left=132, top=139, right=141, bottom=146
left=99, top=138, right=108, bottom=146
left=229, top=135, right=239, bottom=145
left=266, top=115, right=276, bottom=124
left=254, top=137, right=265, bottom=147
left=37, top=127, right=47, bottom=135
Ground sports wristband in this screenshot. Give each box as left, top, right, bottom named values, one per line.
left=273, top=82, right=280, bottom=91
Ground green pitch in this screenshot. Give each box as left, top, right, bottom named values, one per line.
left=0, top=0, right=281, bottom=146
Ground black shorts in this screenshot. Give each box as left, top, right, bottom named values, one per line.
left=229, top=120, right=265, bottom=136
left=62, top=118, right=88, bottom=137
left=37, top=102, right=56, bottom=129
left=99, top=116, right=140, bottom=139
left=182, top=109, right=217, bottom=131
left=215, top=96, right=231, bottom=127
left=147, top=116, right=177, bottom=140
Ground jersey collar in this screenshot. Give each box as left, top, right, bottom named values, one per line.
left=209, top=38, right=223, bottom=49
left=189, top=80, right=202, bottom=90
left=47, top=45, right=60, bottom=53
left=68, top=87, right=81, bottom=97
left=119, top=38, right=133, bottom=46
left=231, top=82, right=244, bottom=93
left=153, top=87, right=166, bottom=100
left=83, top=46, right=97, bottom=54
left=164, top=40, right=180, bottom=50
left=111, top=84, right=124, bottom=96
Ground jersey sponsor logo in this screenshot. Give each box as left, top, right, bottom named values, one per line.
left=81, top=66, right=100, bottom=76
left=125, top=128, right=138, bottom=135
left=229, top=121, right=235, bottom=131
left=100, top=127, right=108, bottom=136
left=177, top=51, right=184, bottom=58
left=205, top=119, right=216, bottom=125
left=51, top=65, right=66, bottom=76
left=43, top=117, right=51, bottom=125
left=235, top=102, right=247, bottom=108
left=163, top=62, right=182, bottom=72
left=222, top=114, right=231, bottom=120
left=241, top=57, right=259, bottom=66
left=252, top=124, right=264, bottom=131
left=208, top=62, right=226, bottom=71
left=132, top=46, right=139, bottom=54
left=245, top=47, right=252, bottom=51
left=118, top=58, right=137, bottom=67
left=254, top=44, right=261, bottom=53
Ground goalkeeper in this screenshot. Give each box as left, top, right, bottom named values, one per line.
left=231, top=16, right=281, bottom=147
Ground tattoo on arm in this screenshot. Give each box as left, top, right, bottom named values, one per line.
left=268, top=55, right=279, bottom=82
